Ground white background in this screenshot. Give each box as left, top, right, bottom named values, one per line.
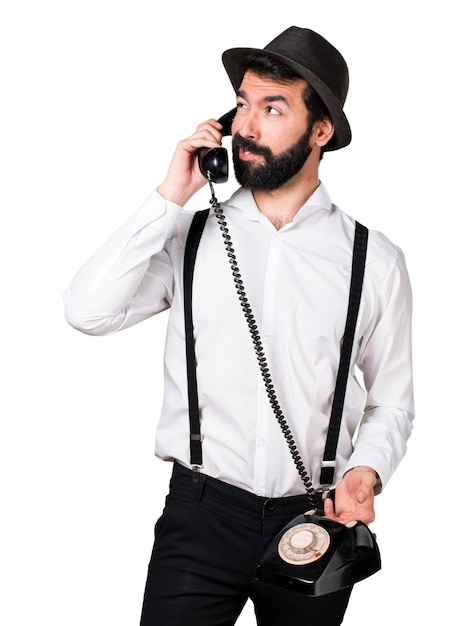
left=1, top=1, right=457, bottom=624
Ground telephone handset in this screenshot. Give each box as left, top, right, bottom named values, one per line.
left=198, top=108, right=236, bottom=184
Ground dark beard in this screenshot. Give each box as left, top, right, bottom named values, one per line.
left=232, top=126, right=313, bottom=190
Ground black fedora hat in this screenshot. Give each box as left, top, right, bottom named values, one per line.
left=222, top=27, right=351, bottom=151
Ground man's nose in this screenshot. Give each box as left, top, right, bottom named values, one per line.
left=235, top=111, right=261, bottom=141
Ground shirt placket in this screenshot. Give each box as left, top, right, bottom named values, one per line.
left=253, top=232, right=282, bottom=497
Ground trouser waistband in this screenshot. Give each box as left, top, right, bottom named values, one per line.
left=169, top=462, right=329, bottom=518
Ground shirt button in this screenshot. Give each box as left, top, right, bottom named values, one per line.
left=255, top=489, right=265, bottom=497
left=257, top=439, right=266, bottom=447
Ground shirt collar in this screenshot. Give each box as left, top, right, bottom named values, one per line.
left=223, top=183, right=333, bottom=224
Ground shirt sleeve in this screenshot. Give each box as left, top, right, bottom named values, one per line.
left=345, top=242, right=415, bottom=491
left=63, top=190, right=183, bottom=335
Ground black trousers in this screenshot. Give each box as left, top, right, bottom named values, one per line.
left=140, top=463, right=352, bottom=626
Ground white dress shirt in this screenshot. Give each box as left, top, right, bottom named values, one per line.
left=64, top=183, right=414, bottom=498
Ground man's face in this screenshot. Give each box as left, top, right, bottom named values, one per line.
left=231, top=71, right=313, bottom=190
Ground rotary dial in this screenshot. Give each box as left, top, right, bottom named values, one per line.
left=278, top=523, right=331, bottom=565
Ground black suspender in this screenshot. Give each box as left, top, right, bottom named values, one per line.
left=183, top=208, right=210, bottom=480
left=320, top=222, right=368, bottom=488
left=183, top=209, right=368, bottom=490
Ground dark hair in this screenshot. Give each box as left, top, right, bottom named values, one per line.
left=242, top=53, right=332, bottom=155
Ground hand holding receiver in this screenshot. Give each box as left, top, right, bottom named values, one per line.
left=198, top=108, right=236, bottom=184
left=157, top=112, right=234, bottom=207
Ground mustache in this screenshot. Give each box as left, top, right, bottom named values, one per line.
left=232, top=132, right=272, bottom=158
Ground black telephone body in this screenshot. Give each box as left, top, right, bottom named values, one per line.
left=255, top=511, right=381, bottom=596
left=198, top=108, right=236, bottom=184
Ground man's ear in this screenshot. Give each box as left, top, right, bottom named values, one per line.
left=313, top=117, right=335, bottom=148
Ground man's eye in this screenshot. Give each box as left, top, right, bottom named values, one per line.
left=267, top=106, right=280, bottom=115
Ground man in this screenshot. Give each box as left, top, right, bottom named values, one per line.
left=64, top=27, right=414, bottom=626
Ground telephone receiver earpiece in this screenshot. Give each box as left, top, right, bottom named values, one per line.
left=198, top=108, right=236, bottom=184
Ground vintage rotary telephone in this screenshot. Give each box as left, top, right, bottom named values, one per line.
left=187, top=109, right=381, bottom=597
left=255, top=510, right=381, bottom=596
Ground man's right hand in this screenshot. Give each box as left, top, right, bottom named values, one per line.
left=157, top=118, right=227, bottom=207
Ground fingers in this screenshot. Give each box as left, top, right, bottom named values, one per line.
left=356, top=488, right=369, bottom=504
left=185, top=119, right=226, bottom=152
left=323, top=496, right=338, bottom=521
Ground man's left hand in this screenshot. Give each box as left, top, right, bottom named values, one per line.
left=323, top=466, right=378, bottom=526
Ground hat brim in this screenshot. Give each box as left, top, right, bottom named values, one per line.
left=222, top=47, right=351, bottom=152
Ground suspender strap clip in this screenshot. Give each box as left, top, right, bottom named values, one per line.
left=192, top=465, right=203, bottom=482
